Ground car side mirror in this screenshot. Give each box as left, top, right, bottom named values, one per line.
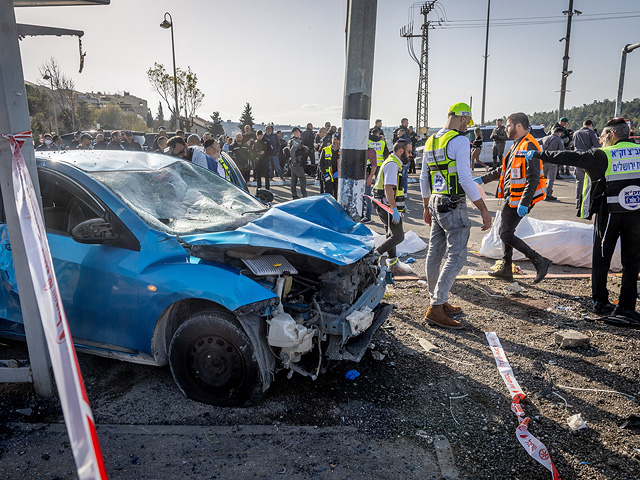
left=71, top=218, right=118, bottom=244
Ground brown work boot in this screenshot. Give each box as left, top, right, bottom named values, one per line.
left=488, top=260, right=514, bottom=280
left=443, top=302, right=462, bottom=314
left=425, top=304, right=463, bottom=330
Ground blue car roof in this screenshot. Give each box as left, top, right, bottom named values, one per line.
left=35, top=150, right=178, bottom=172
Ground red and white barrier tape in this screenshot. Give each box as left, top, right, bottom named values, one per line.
left=1, top=133, right=107, bottom=479
left=364, top=194, right=394, bottom=214
left=485, top=332, right=561, bottom=480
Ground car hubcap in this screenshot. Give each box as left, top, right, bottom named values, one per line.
left=188, top=335, right=243, bottom=388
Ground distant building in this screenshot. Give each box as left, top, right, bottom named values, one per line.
left=189, top=116, right=209, bottom=136
left=78, top=91, right=148, bottom=118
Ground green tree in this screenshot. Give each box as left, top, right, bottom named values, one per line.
left=121, top=113, right=150, bottom=132
left=239, top=102, right=254, bottom=129
left=76, top=100, right=95, bottom=130
left=26, top=83, right=53, bottom=134
left=147, top=108, right=154, bottom=129
left=157, top=102, right=165, bottom=126
left=95, top=103, right=124, bottom=129
left=180, top=66, right=204, bottom=132
left=207, top=111, right=225, bottom=136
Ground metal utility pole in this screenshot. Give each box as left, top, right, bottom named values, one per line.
left=558, top=0, right=581, bottom=118
left=615, top=42, right=640, bottom=117
left=160, top=12, right=180, bottom=131
left=480, top=0, right=491, bottom=125
left=0, top=0, right=52, bottom=396
left=401, top=1, right=436, bottom=135
left=338, top=0, right=377, bottom=220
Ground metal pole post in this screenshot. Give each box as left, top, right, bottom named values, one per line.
left=558, top=0, right=574, bottom=118
left=170, top=22, right=179, bottom=131
left=338, top=0, right=377, bottom=220
left=480, top=0, right=490, bottom=125
left=0, top=0, right=52, bottom=396
left=615, top=42, right=640, bottom=117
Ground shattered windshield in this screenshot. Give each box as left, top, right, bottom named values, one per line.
left=89, top=160, right=265, bottom=235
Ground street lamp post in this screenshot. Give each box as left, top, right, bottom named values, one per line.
left=42, top=71, right=59, bottom=134
left=160, top=12, right=180, bottom=131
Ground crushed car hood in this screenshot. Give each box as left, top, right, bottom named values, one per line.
left=181, top=195, right=374, bottom=265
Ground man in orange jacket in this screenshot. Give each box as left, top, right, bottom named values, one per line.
left=475, top=112, right=552, bottom=283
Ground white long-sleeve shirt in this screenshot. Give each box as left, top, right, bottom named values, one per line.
left=419, top=128, right=481, bottom=202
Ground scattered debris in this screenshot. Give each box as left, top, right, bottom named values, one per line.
left=417, top=279, right=427, bottom=285
left=620, top=415, right=640, bottom=430
left=370, top=351, right=386, bottom=361
left=415, top=430, right=433, bottom=442
left=503, top=282, right=524, bottom=295
left=568, top=413, right=588, bottom=431
left=404, top=257, right=416, bottom=264
left=477, top=286, right=504, bottom=298
left=449, top=394, right=469, bottom=426
left=555, top=330, right=591, bottom=349
left=16, top=408, right=32, bottom=416
left=556, top=385, right=636, bottom=400
left=418, top=338, right=440, bottom=353
left=344, top=370, right=360, bottom=380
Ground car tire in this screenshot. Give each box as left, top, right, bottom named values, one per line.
left=169, top=311, right=263, bottom=407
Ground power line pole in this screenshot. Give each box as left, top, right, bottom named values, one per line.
left=338, top=0, right=377, bottom=220
left=558, top=0, right=581, bottom=117
left=480, top=0, right=491, bottom=125
left=401, top=1, right=436, bottom=135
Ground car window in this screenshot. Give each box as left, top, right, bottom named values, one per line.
left=531, top=127, right=546, bottom=139
left=89, top=160, right=265, bottom=235
left=38, top=170, right=103, bottom=235
left=482, top=129, right=492, bottom=142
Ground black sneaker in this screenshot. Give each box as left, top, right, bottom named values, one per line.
left=361, top=217, right=371, bottom=224
left=545, top=195, right=558, bottom=201
left=592, top=301, right=615, bottom=315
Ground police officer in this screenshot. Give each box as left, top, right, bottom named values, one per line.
left=530, top=118, right=640, bottom=324
left=319, top=133, right=340, bottom=199
left=372, top=140, right=413, bottom=276
left=475, top=112, right=552, bottom=283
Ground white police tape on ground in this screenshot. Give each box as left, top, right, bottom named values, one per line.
left=486, top=331, right=561, bottom=480
left=3, top=132, right=107, bottom=480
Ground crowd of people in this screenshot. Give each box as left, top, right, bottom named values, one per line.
left=33, top=110, right=639, bottom=329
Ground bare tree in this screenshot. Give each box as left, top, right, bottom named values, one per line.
left=38, top=58, right=78, bottom=132
left=147, top=62, right=204, bottom=131
left=147, top=62, right=179, bottom=129
left=180, top=66, right=204, bottom=132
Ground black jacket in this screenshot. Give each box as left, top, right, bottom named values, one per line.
left=231, top=141, right=250, bottom=167
left=537, top=148, right=608, bottom=232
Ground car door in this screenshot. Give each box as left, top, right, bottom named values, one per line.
left=38, top=169, right=146, bottom=354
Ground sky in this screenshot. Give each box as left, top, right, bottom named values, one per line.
left=14, top=0, right=640, bottom=129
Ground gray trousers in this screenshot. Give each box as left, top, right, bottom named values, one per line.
left=543, top=162, right=557, bottom=196
left=425, top=196, right=471, bottom=305
left=290, top=164, right=307, bottom=199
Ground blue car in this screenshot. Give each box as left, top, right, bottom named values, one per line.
left=0, top=151, right=391, bottom=406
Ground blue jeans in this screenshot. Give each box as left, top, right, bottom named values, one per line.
left=426, top=197, right=471, bottom=305
left=402, top=164, right=409, bottom=195
left=363, top=185, right=373, bottom=219
left=270, top=155, right=283, bottom=178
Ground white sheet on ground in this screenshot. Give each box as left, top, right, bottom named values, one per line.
left=479, top=210, right=622, bottom=271
left=373, top=230, right=427, bottom=255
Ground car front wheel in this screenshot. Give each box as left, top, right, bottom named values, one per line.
left=169, top=311, right=263, bottom=407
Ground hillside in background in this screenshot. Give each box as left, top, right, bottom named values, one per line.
left=489, top=98, right=640, bottom=132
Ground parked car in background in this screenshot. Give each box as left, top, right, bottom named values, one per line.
left=414, top=125, right=547, bottom=169
left=0, top=150, right=391, bottom=406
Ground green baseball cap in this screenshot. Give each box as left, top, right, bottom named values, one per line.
left=559, top=117, right=569, bottom=123
left=448, top=102, right=474, bottom=126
